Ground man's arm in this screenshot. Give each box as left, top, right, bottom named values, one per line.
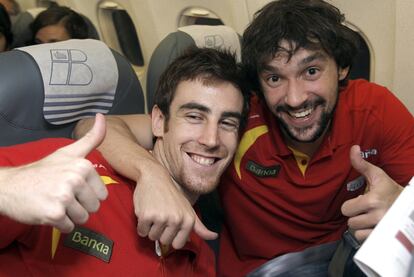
left=0, top=114, right=108, bottom=233
left=341, top=145, right=405, bottom=241
left=74, top=115, right=217, bottom=249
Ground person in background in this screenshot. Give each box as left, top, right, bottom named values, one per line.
left=0, top=0, right=20, bottom=17
left=30, top=6, right=88, bottom=44
left=0, top=47, right=249, bottom=276
left=0, top=3, right=12, bottom=51
left=74, top=0, right=414, bottom=276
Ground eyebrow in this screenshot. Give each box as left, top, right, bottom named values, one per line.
left=298, top=52, right=327, bottom=67
left=221, top=111, right=242, bottom=122
left=179, top=102, right=210, bottom=113
left=261, top=51, right=328, bottom=73
left=179, top=102, right=242, bottom=121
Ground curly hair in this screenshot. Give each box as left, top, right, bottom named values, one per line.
left=242, top=0, right=359, bottom=95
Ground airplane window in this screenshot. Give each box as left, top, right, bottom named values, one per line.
left=98, top=1, right=144, bottom=67
left=112, top=10, right=144, bottom=66
left=349, top=31, right=371, bottom=81
left=36, top=0, right=56, bottom=8
left=179, top=7, right=223, bottom=27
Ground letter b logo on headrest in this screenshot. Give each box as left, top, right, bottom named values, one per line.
left=49, top=49, right=93, bottom=86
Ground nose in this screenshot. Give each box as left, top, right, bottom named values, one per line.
left=285, top=80, right=307, bottom=108
left=198, top=122, right=220, bottom=148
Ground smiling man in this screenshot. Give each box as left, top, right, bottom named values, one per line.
left=75, top=1, right=414, bottom=276
left=0, top=47, right=249, bottom=276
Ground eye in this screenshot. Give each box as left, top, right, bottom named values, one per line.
left=265, top=74, right=281, bottom=88
left=305, top=67, right=320, bottom=79
left=185, top=113, right=203, bottom=123
left=220, top=119, right=239, bottom=132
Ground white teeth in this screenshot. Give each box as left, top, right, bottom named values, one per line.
left=190, top=154, right=215, bottom=166
left=289, top=108, right=313, bottom=118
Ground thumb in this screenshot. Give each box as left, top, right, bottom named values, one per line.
left=350, top=145, right=368, bottom=174
left=350, top=145, right=377, bottom=188
left=194, top=215, right=218, bottom=241
left=63, top=114, right=106, bottom=157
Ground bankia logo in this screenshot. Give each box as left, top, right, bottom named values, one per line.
left=246, top=160, right=281, bottom=177
left=64, top=226, right=113, bottom=263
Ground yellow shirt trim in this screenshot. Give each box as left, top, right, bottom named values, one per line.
left=234, top=125, right=269, bottom=179
left=288, top=147, right=310, bottom=176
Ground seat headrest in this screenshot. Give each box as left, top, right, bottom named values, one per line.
left=0, top=39, right=145, bottom=146
left=20, top=39, right=118, bottom=125
left=177, top=25, right=241, bottom=60
left=146, top=25, right=241, bottom=111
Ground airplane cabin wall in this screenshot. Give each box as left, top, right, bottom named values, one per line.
left=16, top=0, right=37, bottom=10
left=18, top=0, right=413, bottom=114
left=394, top=0, right=414, bottom=114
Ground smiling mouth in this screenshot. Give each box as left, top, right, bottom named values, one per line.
left=287, top=107, right=314, bottom=119
left=189, top=154, right=217, bottom=166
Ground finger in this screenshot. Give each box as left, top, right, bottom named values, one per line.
left=169, top=215, right=194, bottom=249
left=159, top=225, right=180, bottom=246
left=350, top=145, right=377, bottom=186
left=54, top=216, right=75, bottom=233
left=74, top=183, right=101, bottom=213
left=66, top=200, right=90, bottom=225
left=62, top=113, right=106, bottom=158
left=347, top=212, right=381, bottom=230
left=193, top=216, right=218, bottom=241
left=148, top=223, right=167, bottom=241
left=353, top=228, right=372, bottom=242
left=171, top=227, right=192, bottom=249
left=137, top=216, right=154, bottom=238
left=85, top=168, right=108, bottom=201
left=341, top=195, right=366, bottom=217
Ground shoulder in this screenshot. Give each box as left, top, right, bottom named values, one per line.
left=245, top=95, right=274, bottom=131
left=0, top=138, right=74, bottom=166
left=339, top=79, right=411, bottom=119
left=341, top=79, right=401, bottom=108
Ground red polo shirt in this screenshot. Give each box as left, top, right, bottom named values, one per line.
left=0, top=138, right=215, bottom=277
left=218, top=79, right=414, bottom=276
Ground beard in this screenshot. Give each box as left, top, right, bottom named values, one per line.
left=275, top=95, right=338, bottom=143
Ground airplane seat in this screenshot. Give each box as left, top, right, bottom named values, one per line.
left=11, top=7, right=99, bottom=48
left=146, top=24, right=241, bottom=112
left=0, top=39, right=145, bottom=146
left=145, top=25, right=242, bottom=256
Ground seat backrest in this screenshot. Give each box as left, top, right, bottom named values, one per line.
left=11, top=7, right=99, bottom=48
left=146, top=24, right=241, bottom=111
left=0, top=39, right=145, bottom=146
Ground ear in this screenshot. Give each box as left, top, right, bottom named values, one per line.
left=151, top=105, right=165, bottom=137
left=338, top=66, right=350, bottom=81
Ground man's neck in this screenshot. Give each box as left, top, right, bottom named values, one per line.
left=283, top=127, right=329, bottom=158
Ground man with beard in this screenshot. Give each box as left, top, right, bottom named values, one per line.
left=75, top=0, right=414, bottom=276
left=0, top=47, right=249, bottom=276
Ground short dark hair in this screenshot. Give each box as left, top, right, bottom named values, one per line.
left=0, top=3, right=12, bottom=48
left=154, top=47, right=250, bottom=131
left=242, top=0, right=359, bottom=94
left=31, top=6, right=89, bottom=41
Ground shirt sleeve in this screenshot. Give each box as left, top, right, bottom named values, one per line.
left=378, top=89, right=414, bottom=186
left=0, top=216, right=31, bottom=248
